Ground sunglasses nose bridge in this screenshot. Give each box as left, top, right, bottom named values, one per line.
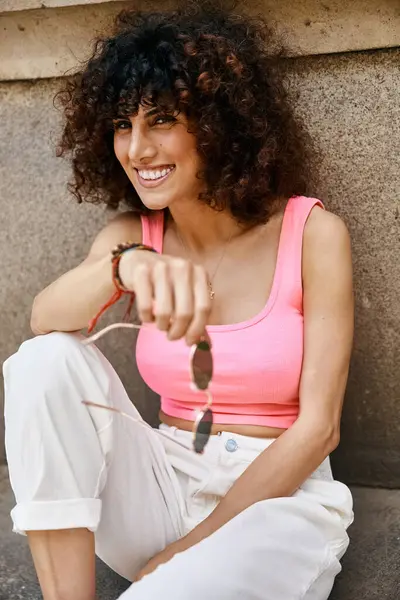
left=205, top=388, right=213, bottom=407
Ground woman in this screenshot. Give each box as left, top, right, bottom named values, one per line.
left=3, top=2, right=354, bottom=599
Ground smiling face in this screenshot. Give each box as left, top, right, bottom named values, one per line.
left=113, top=105, right=205, bottom=211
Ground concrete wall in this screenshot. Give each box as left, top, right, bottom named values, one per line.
left=1, top=0, right=400, bottom=80
left=0, top=1, right=399, bottom=487
left=285, top=50, right=400, bottom=487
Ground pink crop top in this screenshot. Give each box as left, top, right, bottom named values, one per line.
left=136, top=196, right=324, bottom=428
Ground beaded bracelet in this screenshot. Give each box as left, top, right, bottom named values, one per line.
left=87, top=242, right=158, bottom=333
left=112, top=242, right=158, bottom=292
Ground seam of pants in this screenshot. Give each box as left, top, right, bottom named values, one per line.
left=90, top=368, right=114, bottom=499
left=329, top=530, right=350, bottom=560
left=297, top=544, right=334, bottom=600
left=93, top=455, right=108, bottom=500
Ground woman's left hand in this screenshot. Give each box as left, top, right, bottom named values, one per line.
left=134, top=538, right=188, bottom=582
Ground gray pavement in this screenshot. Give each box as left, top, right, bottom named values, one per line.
left=1, top=467, right=399, bottom=599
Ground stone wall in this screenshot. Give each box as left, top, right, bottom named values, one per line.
left=0, top=1, right=399, bottom=486
left=1, top=0, right=400, bottom=80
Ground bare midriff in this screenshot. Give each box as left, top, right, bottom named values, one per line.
left=159, top=410, right=287, bottom=439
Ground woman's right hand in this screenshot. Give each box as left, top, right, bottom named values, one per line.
left=119, top=249, right=212, bottom=346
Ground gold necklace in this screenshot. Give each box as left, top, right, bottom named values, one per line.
left=175, top=228, right=234, bottom=300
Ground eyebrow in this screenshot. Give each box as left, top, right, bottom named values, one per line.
left=113, top=107, right=165, bottom=121
left=144, top=107, right=160, bottom=118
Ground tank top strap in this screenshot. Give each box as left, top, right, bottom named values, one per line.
left=275, top=195, right=324, bottom=306
left=140, top=211, right=165, bottom=253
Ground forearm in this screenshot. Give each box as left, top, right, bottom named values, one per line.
left=31, top=253, right=116, bottom=334
left=183, top=417, right=338, bottom=547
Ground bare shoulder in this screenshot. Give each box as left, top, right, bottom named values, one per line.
left=104, top=211, right=142, bottom=237
left=303, top=205, right=352, bottom=279
left=88, top=211, right=142, bottom=259
left=304, top=205, right=351, bottom=256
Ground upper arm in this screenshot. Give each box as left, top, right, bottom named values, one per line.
left=85, top=211, right=142, bottom=263
left=298, top=206, right=354, bottom=436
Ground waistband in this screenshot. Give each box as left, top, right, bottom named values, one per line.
left=157, top=424, right=334, bottom=482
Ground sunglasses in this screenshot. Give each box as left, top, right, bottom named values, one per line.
left=82, top=322, right=214, bottom=454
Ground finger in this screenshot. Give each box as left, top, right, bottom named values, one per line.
left=132, top=262, right=154, bottom=323
left=202, top=327, right=212, bottom=347
left=152, top=260, right=173, bottom=331
left=167, top=259, right=194, bottom=341
left=185, top=265, right=212, bottom=346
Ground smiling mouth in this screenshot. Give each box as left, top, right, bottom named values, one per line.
left=136, top=165, right=176, bottom=185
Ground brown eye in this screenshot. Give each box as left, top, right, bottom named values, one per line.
left=153, top=114, right=176, bottom=126
left=113, top=120, right=131, bottom=131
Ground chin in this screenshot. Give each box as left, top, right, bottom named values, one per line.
left=137, top=195, right=171, bottom=212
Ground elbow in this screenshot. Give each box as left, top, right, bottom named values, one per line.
left=30, top=296, right=51, bottom=336
left=319, top=422, right=340, bottom=454
left=30, top=315, right=47, bottom=337
left=327, top=427, right=340, bottom=453
left=30, top=320, right=47, bottom=336
left=310, top=425, right=340, bottom=457
left=30, top=300, right=41, bottom=335
left=297, top=415, right=341, bottom=454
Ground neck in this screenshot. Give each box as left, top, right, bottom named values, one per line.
left=167, top=200, right=244, bottom=253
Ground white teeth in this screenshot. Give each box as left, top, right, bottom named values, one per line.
left=138, top=166, right=174, bottom=181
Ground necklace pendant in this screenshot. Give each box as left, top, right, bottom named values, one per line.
left=208, top=281, right=215, bottom=300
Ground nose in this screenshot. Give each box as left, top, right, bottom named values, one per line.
left=128, top=124, right=156, bottom=163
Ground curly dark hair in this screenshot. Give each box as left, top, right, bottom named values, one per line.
left=56, top=0, right=311, bottom=225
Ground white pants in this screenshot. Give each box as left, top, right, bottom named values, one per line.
left=3, top=332, right=353, bottom=600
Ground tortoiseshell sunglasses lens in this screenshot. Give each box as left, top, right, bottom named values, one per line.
left=190, top=340, right=213, bottom=389
left=193, top=408, right=213, bottom=454
left=190, top=340, right=213, bottom=453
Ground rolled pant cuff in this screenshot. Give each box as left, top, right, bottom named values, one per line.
left=10, top=498, right=102, bottom=535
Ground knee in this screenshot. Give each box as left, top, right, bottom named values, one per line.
left=3, top=331, right=103, bottom=416
left=12, top=330, right=82, bottom=363
left=4, top=331, right=86, bottom=382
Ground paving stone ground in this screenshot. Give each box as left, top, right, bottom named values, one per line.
left=1, top=467, right=399, bottom=599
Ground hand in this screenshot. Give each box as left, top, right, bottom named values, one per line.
left=134, top=539, right=186, bottom=582
left=119, top=249, right=212, bottom=346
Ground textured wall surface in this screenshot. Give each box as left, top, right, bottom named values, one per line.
left=285, top=49, right=400, bottom=487
left=1, top=0, right=400, bottom=80
left=0, top=0, right=121, bottom=9
left=0, top=49, right=399, bottom=485
left=0, top=78, right=160, bottom=465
